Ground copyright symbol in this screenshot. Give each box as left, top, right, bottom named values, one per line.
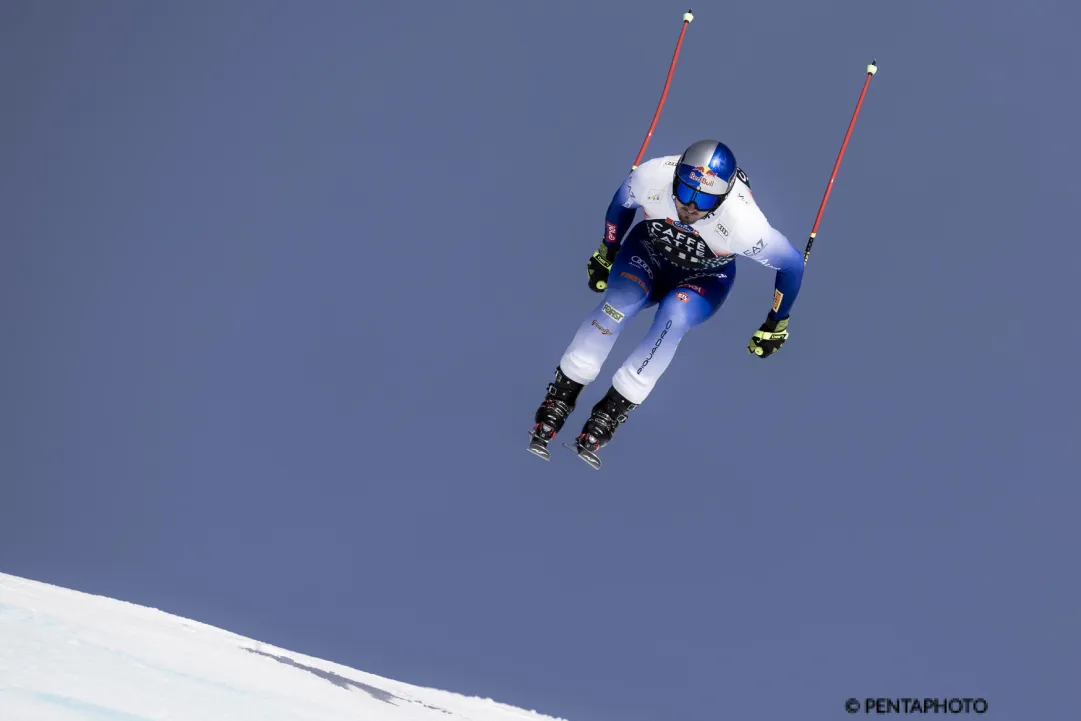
left=845, top=698, right=861, bottom=714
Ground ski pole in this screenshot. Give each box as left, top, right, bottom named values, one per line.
left=631, top=9, right=695, bottom=169
left=803, top=59, right=878, bottom=265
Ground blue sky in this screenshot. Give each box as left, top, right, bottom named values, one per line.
left=2, top=1, right=1078, bottom=720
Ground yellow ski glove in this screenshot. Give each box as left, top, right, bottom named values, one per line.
left=748, top=315, right=789, bottom=358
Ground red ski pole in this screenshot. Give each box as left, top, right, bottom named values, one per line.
left=803, top=59, right=878, bottom=265
left=631, top=10, right=695, bottom=169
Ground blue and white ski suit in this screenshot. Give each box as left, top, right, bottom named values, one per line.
left=559, top=155, right=805, bottom=404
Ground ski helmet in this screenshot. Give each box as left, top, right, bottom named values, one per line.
left=672, top=139, right=738, bottom=213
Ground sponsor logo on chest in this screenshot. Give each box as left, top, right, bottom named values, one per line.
left=645, top=219, right=733, bottom=270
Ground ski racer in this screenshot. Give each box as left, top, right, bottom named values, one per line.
left=527, top=139, right=805, bottom=469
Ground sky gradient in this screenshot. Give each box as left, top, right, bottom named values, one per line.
left=3, top=2, right=1079, bottom=720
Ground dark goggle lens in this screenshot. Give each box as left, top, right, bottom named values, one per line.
left=674, top=180, right=723, bottom=211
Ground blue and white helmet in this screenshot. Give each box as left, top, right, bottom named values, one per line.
left=672, top=139, right=738, bottom=213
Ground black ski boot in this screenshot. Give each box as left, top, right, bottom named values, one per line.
left=527, top=367, right=585, bottom=461
left=570, top=386, right=638, bottom=470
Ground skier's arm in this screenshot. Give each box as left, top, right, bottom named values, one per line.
left=756, top=228, right=804, bottom=320
left=601, top=172, right=640, bottom=252
left=587, top=167, right=645, bottom=293
left=746, top=227, right=804, bottom=359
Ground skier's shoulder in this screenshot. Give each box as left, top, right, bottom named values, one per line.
left=619, top=155, right=679, bottom=208
left=709, top=173, right=799, bottom=265
left=727, top=205, right=800, bottom=269
left=631, top=154, right=680, bottom=185
left=722, top=176, right=771, bottom=238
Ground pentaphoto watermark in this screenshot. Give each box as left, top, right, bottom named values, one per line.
left=845, top=698, right=989, bottom=714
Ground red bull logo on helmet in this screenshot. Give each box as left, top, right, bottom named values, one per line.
left=688, top=165, right=718, bottom=188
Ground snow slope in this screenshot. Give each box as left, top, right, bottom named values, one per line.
left=0, top=573, right=568, bottom=721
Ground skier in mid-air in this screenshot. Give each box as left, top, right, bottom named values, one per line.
left=528, top=139, right=806, bottom=469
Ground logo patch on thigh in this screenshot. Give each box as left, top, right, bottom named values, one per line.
left=602, top=302, right=625, bottom=323
left=619, top=272, right=649, bottom=294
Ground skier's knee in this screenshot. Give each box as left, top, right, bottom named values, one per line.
left=611, top=367, right=653, bottom=405
left=559, top=349, right=602, bottom=385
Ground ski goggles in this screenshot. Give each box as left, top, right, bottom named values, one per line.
left=673, top=178, right=725, bottom=212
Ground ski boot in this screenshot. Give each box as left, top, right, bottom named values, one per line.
left=527, top=367, right=584, bottom=461
left=568, top=386, right=637, bottom=470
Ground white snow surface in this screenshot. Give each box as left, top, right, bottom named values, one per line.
left=0, top=572, right=568, bottom=721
